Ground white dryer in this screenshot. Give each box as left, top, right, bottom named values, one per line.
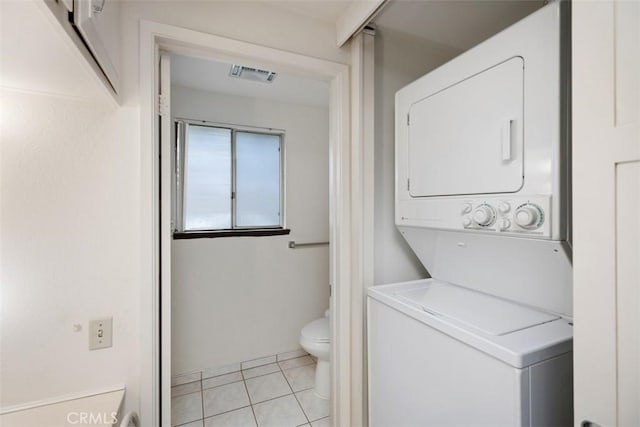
left=368, top=2, right=573, bottom=426
left=392, top=0, right=572, bottom=318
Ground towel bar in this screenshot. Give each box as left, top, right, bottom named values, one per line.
left=288, top=240, right=329, bottom=249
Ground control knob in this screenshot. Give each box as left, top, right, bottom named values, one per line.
left=498, top=218, right=511, bottom=231
left=473, top=205, right=496, bottom=227
left=498, top=202, right=511, bottom=214
left=515, top=204, right=544, bottom=229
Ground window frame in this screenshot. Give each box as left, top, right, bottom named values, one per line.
left=173, top=119, right=287, bottom=238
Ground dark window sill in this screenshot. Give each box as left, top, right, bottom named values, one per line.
left=173, top=228, right=291, bottom=240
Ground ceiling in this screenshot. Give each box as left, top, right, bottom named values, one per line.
left=270, top=0, right=545, bottom=51
left=373, top=0, right=546, bottom=52
left=1, top=0, right=545, bottom=103
left=170, top=54, right=330, bottom=108
left=271, top=0, right=355, bottom=25
left=169, top=1, right=547, bottom=104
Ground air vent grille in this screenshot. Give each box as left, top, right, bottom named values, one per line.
left=229, top=65, right=277, bottom=83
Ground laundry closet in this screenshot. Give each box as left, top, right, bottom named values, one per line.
left=366, top=1, right=573, bottom=425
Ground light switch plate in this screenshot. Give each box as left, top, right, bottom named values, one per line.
left=89, top=317, right=112, bottom=350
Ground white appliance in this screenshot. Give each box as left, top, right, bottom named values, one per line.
left=396, top=5, right=570, bottom=243
left=368, top=2, right=573, bottom=426
left=368, top=280, right=573, bottom=426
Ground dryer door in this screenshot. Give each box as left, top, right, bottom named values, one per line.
left=408, top=56, right=524, bottom=197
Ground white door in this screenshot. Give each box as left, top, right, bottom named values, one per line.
left=159, top=53, right=173, bottom=427
left=408, top=57, right=524, bottom=197
left=573, top=1, right=639, bottom=426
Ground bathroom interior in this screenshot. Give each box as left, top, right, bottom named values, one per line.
left=0, top=0, right=637, bottom=426
left=168, top=54, right=332, bottom=426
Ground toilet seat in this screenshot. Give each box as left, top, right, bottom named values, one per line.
left=301, top=317, right=329, bottom=343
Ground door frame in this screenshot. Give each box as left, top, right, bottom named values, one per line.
left=138, top=21, right=355, bottom=426
left=572, top=1, right=640, bottom=425
left=349, top=28, right=376, bottom=427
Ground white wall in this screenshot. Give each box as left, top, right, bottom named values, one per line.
left=0, top=89, right=140, bottom=410
left=119, top=1, right=350, bottom=106
left=0, top=0, right=454, bottom=415
left=0, top=0, right=347, bottom=417
left=0, top=0, right=140, bottom=414
left=171, top=86, right=330, bottom=374
left=373, top=28, right=459, bottom=284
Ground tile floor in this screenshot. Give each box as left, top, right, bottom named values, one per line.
left=171, top=353, right=331, bottom=427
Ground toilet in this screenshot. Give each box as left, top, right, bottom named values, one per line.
left=299, top=311, right=330, bottom=399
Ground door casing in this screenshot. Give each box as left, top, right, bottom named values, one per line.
left=138, top=20, right=358, bottom=427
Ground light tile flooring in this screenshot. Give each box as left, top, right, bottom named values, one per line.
left=172, top=354, right=331, bottom=427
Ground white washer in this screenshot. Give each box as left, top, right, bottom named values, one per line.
left=368, top=279, right=573, bottom=427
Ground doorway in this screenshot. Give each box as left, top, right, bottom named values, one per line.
left=139, top=22, right=353, bottom=426
left=168, top=52, right=331, bottom=426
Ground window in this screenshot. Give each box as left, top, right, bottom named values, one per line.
left=174, top=120, right=286, bottom=237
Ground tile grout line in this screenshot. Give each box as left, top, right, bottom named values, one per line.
left=199, top=371, right=269, bottom=423
left=199, top=373, right=204, bottom=425
left=178, top=379, right=314, bottom=399
left=201, top=404, right=254, bottom=422
left=175, top=420, right=203, bottom=427
left=245, top=390, right=306, bottom=407
left=184, top=383, right=309, bottom=418
left=240, top=366, right=260, bottom=427
left=315, top=416, right=330, bottom=425
left=291, top=392, right=311, bottom=425
left=285, top=362, right=329, bottom=424
left=278, top=357, right=312, bottom=425
left=176, top=364, right=291, bottom=398
left=171, top=354, right=314, bottom=426
left=173, top=354, right=309, bottom=382
left=174, top=352, right=308, bottom=383
left=171, top=373, right=203, bottom=427
left=180, top=356, right=312, bottom=392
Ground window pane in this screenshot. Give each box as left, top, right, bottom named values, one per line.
left=183, top=125, right=231, bottom=230
left=235, top=132, right=281, bottom=227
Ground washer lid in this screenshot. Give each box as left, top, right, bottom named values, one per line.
left=396, top=282, right=559, bottom=336
left=301, top=317, right=330, bottom=343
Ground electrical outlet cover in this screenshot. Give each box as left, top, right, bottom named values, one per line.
left=89, top=317, right=113, bottom=350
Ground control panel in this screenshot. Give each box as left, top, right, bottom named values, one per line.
left=462, top=201, right=545, bottom=231
left=397, top=195, right=552, bottom=239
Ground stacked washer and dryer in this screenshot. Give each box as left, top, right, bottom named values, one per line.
left=368, top=2, right=573, bottom=426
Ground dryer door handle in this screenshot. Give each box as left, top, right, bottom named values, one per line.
left=501, top=119, right=515, bottom=161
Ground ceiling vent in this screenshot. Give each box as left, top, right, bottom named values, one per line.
left=229, top=65, right=277, bottom=83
